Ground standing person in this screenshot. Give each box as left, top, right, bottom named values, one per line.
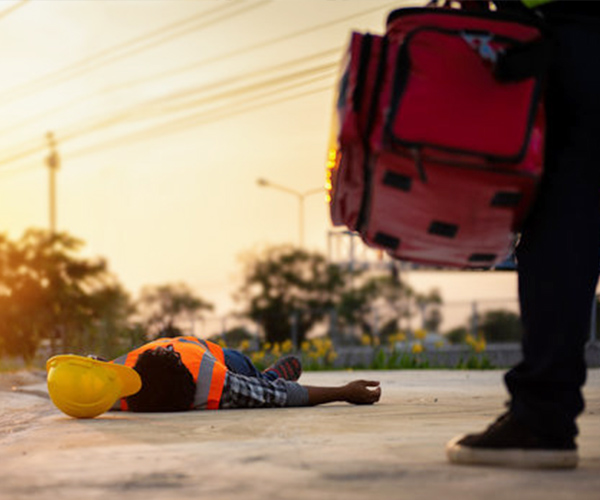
left=447, top=0, right=600, bottom=469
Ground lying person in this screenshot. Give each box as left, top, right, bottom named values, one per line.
left=109, top=336, right=381, bottom=412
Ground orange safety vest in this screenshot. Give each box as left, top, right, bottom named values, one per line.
left=112, top=336, right=228, bottom=410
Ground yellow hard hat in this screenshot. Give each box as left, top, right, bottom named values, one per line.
left=46, top=355, right=142, bottom=418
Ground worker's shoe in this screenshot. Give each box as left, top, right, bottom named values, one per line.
left=446, top=411, right=578, bottom=469
left=264, top=355, right=302, bottom=382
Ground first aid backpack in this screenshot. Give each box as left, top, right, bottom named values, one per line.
left=326, top=2, right=550, bottom=268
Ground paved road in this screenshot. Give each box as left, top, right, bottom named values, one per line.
left=1, top=369, right=599, bottom=499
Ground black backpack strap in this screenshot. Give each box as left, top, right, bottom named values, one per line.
left=494, top=37, right=553, bottom=82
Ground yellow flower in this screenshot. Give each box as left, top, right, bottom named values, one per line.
left=414, top=328, right=427, bottom=340
left=281, top=340, right=294, bottom=353
left=271, top=344, right=281, bottom=357
left=326, top=350, right=338, bottom=364
left=465, top=334, right=476, bottom=348
left=301, top=341, right=310, bottom=352
left=360, top=334, right=371, bottom=346
left=474, top=337, right=487, bottom=353
left=251, top=351, right=266, bottom=364
left=411, top=342, right=424, bottom=354
left=434, top=340, right=445, bottom=349
left=239, top=340, right=250, bottom=352
left=394, top=332, right=407, bottom=343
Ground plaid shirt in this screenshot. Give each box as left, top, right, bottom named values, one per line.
left=218, top=372, right=309, bottom=409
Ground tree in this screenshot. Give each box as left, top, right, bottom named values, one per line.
left=335, top=273, right=413, bottom=341
left=446, top=309, right=523, bottom=345
left=336, top=271, right=443, bottom=341
left=209, top=326, right=254, bottom=349
left=136, top=283, right=213, bottom=339
left=415, top=289, right=443, bottom=332
left=445, top=326, right=468, bottom=345
left=479, top=309, right=523, bottom=343
left=235, top=246, right=348, bottom=345
left=0, top=229, right=134, bottom=362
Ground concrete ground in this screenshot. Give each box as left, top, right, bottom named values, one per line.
left=1, top=369, right=599, bottom=500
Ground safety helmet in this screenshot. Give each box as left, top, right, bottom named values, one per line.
left=46, top=355, right=142, bottom=418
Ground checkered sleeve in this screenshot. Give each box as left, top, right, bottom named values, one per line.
left=219, top=372, right=309, bottom=409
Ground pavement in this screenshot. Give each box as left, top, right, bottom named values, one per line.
left=1, top=368, right=599, bottom=500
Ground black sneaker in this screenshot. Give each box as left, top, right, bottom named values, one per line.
left=446, top=411, right=578, bottom=469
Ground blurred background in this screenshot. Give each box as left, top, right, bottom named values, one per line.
left=2, top=0, right=571, bottom=368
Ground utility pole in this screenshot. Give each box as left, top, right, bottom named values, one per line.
left=45, top=132, right=60, bottom=234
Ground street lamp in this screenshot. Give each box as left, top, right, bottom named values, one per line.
left=257, top=177, right=323, bottom=247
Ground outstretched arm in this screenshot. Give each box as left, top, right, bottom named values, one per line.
left=219, top=374, right=381, bottom=409
left=304, top=380, right=381, bottom=406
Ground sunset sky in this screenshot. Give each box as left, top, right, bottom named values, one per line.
left=0, top=0, right=522, bottom=333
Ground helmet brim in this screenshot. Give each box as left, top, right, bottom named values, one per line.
left=47, top=355, right=142, bottom=398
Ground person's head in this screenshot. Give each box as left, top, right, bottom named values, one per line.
left=126, top=345, right=196, bottom=412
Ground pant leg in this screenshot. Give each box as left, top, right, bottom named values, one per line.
left=222, top=349, right=277, bottom=381
left=506, top=16, right=600, bottom=440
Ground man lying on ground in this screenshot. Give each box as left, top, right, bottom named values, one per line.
left=109, top=336, right=381, bottom=412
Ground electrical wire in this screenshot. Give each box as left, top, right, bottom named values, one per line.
left=0, top=50, right=340, bottom=168
left=0, top=0, right=396, bottom=138
left=0, top=46, right=342, bottom=139
left=68, top=82, right=333, bottom=162
left=0, top=57, right=337, bottom=172
left=0, top=1, right=271, bottom=106
left=0, top=77, right=333, bottom=180
left=64, top=65, right=337, bottom=154
left=0, top=0, right=404, bottom=177
left=0, top=0, right=30, bottom=22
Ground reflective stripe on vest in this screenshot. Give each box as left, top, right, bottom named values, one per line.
left=113, top=337, right=227, bottom=410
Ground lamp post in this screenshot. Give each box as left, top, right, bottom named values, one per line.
left=257, top=177, right=323, bottom=247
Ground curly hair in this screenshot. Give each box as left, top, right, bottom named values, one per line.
left=126, top=346, right=196, bottom=412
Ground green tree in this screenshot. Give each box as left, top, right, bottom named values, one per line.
left=445, top=326, right=468, bottom=344
left=336, top=277, right=381, bottom=339
left=415, top=289, right=443, bottom=332
left=136, top=283, right=214, bottom=339
left=479, top=309, right=523, bottom=343
left=209, top=326, right=254, bottom=349
left=0, top=229, right=134, bottom=362
left=235, top=246, right=348, bottom=345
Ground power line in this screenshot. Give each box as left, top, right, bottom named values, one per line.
left=127, top=62, right=338, bottom=120
left=0, top=79, right=332, bottom=177
left=0, top=0, right=30, bottom=22
left=0, top=2, right=397, bottom=146
left=0, top=46, right=342, bottom=139
left=0, top=0, right=395, bottom=120
left=0, top=57, right=337, bottom=172
left=0, top=1, right=403, bottom=175
left=0, top=51, right=339, bottom=169
left=64, top=65, right=336, bottom=157
left=0, top=1, right=271, bottom=106
left=68, top=83, right=333, bottom=162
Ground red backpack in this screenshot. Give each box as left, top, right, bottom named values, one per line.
left=326, top=2, right=550, bottom=268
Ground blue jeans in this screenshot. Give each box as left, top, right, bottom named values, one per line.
left=222, top=349, right=277, bottom=381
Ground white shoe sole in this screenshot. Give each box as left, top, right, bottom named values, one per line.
left=446, top=435, right=579, bottom=469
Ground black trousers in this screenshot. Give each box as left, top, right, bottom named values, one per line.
left=505, top=9, right=600, bottom=440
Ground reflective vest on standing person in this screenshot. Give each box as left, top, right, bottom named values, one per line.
left=112, top=336, right=228, bottom=410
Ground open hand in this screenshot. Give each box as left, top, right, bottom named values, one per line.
left=343, top=380, right=381, bottom=405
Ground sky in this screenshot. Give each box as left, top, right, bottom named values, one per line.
left=0, top=0, right=522, bottom=334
